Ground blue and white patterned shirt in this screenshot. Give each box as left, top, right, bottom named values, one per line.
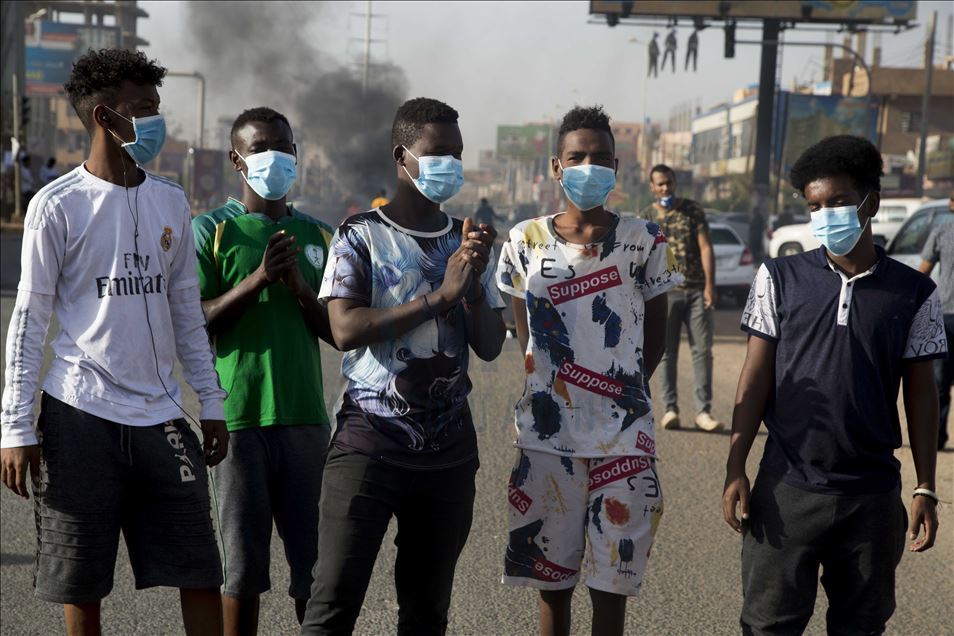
left=319, top=208, right=504, bottom=469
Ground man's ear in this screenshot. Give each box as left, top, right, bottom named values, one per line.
left=229, top=149, right=243, bottom=173
left=614, top=158, right=619, bottom=175
left=393, top=145, right=405, bottom=164
left=92, top=104, right=111, bottom=130
left=551, top=156, right=562, bottom=181
left=292, top=142, right=298, bottom=160
left=864, top=191, right=881, bottom=219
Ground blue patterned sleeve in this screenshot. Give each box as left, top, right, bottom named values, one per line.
left=318, top=223, right=373, bottom=303
left=482, top=246, right=507, bottom=309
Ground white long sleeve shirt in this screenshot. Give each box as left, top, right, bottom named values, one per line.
left=1, top=165, right=226, bottom=448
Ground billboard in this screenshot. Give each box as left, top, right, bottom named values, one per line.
left=590, top=1, right=916, bottom=24
left=496, top=125, right=555, bottom=160
left=778, top=93, right=879, bottom=177
left=25, top=20, right=120, bottom=95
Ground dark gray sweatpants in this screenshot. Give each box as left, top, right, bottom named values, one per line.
left=740, top=470, right=907, bottom=636
left=214, top=424, right=330, bottom=600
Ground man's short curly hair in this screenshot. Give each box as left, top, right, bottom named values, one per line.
left=230, top=107, right=292, bottom=148
left=789, top=135, right=883, bottom=195
left=391, top=97, right=459, bottom=149
left=64, top=48, right=167, bottom=132
left=558, top=105, right=614, bottom=153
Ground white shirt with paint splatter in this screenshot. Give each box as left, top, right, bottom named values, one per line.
left=497, top=213, right=682, bottom=459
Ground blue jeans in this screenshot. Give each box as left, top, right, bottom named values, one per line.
left=660, top=288, right=713, bottom=414
left=936, top=314, right=954, bottom=448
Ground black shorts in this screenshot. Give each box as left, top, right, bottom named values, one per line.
left=33, top=394, right=222, bottom=604
left=740, top=469, right=907, bottom=636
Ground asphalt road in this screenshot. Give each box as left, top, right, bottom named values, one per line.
left=1, top=297, right=951, bottom=635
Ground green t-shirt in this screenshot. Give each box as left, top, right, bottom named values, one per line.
left=193, top=198, right=333, bottom=431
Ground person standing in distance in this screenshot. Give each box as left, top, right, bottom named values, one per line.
left=642, top=164, right=721, bottom=432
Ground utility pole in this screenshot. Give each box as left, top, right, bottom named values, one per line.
left=363, top=0, right=372, bottom=96
left=168, top=72, right=206, bottom=149
left=12, top=72, right=22, bottom=222
left=751, top=19, right=780, bottom=209
left=916, top=11, right=937, bottom=198
left=349, top=2, right=385, bottom=96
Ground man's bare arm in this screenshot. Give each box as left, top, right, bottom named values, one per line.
left=902, top=359, right=939, bottom=552
left=722, top=335, right=776, bottom=532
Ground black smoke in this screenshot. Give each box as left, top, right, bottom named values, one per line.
left=185, top=2, right=408, bottom=205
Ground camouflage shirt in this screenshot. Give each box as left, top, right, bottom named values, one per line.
left=641, top=198, right=709, bottom=289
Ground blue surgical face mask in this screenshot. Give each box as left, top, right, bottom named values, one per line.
left=235, top=149, right=297, bottom=201
left=403, top=147, right=464, bottom=203
left=810, top=192, right=871, bottom=257
left=559, top=162, right=616, bottom=211
left=658, top=194, right=674, bottom=208
left=104, top=106, right=166, bottom=165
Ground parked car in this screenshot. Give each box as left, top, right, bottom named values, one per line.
left=768, top=197, right=928, bottom=258
left=886, top=198, right=953, bottom=280
left=706, top=210, right=751, bottom=246
left=871, top=197, right=929, bottom=245
left=764, top=212, right=810, bottom=256
left=710, top=222, right=755, bottom=307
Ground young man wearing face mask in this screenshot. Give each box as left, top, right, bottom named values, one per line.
left=723, top=135, right=944, bottom=635
left=0, top=49, right=227, bottom=634
left=299, top=97, right=507, bottom=635
left=497, top=106, right=681, bottom=636
left=191, top=107, right=336, bottom=634
left=642, top=164, right=721, bottom=432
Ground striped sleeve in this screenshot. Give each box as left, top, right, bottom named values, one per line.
left=1, top=291, right=54, bottom=447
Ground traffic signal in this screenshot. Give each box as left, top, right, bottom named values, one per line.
left=724, top=21, right=736, bottom=58
left=21, top=97, right=31, bottom=127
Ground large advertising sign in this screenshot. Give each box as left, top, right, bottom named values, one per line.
left=590, top=1, right=916, bottom=24
left=497, top=125, right=555, bottom=160
left=778, top=93, right=879, bottom=177
left=25, top=20, right=120, bottom=95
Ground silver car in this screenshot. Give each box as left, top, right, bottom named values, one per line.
left=710, top=222, right=756, bottom=307
left=886, top=198, right=953, bottom=280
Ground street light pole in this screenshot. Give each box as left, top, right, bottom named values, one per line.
left=916, top=11, right=937, bottom=197
left=363, top=0, right=372, bottom=96
left=12, top=73, right=23, bottom=222
left=167, top=71, right=205, bottom=149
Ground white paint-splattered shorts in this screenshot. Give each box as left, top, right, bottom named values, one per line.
left=502, top=449, right=663, bottom=596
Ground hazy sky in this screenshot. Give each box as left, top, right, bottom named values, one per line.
left=141, top=0, right=953, bottom=168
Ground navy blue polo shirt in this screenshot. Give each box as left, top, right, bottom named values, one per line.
left=741, top=246, right=947, bottom=495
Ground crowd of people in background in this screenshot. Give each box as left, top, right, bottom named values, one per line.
left=0, top=47, right=948, bottom=636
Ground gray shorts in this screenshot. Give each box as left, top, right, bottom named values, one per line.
left=213, top=424, right=330, bottom=599
left=33, top=394, right=222, bottom=605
